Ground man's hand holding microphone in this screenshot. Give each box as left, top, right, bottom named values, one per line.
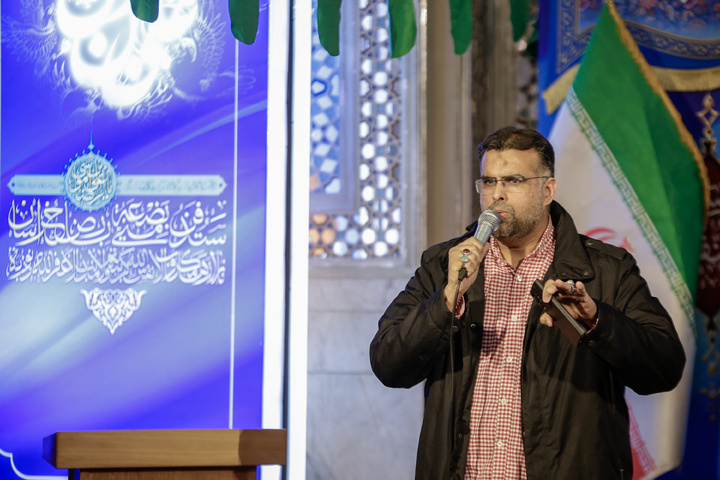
left=444, top=210, right=501, bottom=313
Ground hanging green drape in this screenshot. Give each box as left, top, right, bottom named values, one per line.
left=448, top=0, right=471, bottom=55
left=129, top=0, right=159, bottom=22
left=509, top=0, right=530, bottom=41
left=229, top=0, right=259, bottom=44
left=317, top=0, right=342, bottom=56
left=388, top=0, right=417, bottom=58
left=128, top=0, right=530, bottom=58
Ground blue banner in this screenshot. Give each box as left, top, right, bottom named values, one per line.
left=0, top=1, right=270, bottom=477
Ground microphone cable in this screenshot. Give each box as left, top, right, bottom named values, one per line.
left=447, top=266, right=466, bottom=472
left=451, top=265, right=469, bottom=402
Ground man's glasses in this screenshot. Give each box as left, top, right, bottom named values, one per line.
left=475, top=175, right=551, bottom=194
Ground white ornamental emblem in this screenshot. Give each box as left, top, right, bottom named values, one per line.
left=80, top=288, right=147, bottom=334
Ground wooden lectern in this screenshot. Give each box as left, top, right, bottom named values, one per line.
left=43, top=429, right=286, bottom=480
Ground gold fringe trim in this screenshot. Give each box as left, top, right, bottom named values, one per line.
left=606, top=0, right=710, bottom=219
left=544, top=65, right=720, bottom=115
left=652, top=65, right=720, bottom=92
left=542, top=65, right=579, bottom=115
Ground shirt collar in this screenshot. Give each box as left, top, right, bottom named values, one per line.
left=487, top=217, right=555, bottom=269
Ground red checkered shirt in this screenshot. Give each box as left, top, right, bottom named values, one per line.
left=464, top=220, right=556, bottom=480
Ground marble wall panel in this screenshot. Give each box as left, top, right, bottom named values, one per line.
left=306, top=373, right=423, bottom=480
left=308, top=276, right=424, bottom=480
left=309, top=277, right=410, bottom=312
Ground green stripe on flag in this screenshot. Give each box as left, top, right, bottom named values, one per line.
left=572, top=4, right=706, bottom=299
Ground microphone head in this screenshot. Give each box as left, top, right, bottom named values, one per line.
left=473, top=209, right=501, bottom=244
left=479, top=209, right=501, bottom=229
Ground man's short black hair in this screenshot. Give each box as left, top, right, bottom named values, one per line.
left=477, top=127, right=555, bottom=176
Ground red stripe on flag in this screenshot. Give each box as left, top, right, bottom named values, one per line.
left=628, top=401, right=656, bottom=479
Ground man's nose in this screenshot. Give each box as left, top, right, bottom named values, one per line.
left=491, top=180, right=507, bottom=201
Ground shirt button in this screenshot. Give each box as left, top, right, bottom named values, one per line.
left=496, top=440, right=504, bottom=447
left=500, top=398, right=507, bottom=405
left=506, top=356, right=513, bottom=363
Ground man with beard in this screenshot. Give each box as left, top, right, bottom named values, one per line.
left=369, top=127, right=685, bottom=480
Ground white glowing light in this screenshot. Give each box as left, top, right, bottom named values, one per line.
left=124, top=56, right=143, bottom=82
left=88, top=33, right=108, bottom=58
left=60, top=38, right=71, bottom=55
left=152, top=2, right=198, bottom=42
left=54, top=0, right=201, bottom=110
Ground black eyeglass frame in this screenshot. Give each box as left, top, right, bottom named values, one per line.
left=475, top=175, right=551, bottom=193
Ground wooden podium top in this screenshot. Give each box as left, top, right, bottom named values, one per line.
left=43, top=429, right=287, bottom=469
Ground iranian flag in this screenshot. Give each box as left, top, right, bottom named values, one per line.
left=549, top=2, right=708, bottom=479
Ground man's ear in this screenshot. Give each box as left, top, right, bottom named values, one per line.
left=543, top=177, right=557, bottom=207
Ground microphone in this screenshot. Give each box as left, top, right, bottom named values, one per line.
left=473, top=209, right=501, bottom=244
left=459, top=209, right=501, bottom=281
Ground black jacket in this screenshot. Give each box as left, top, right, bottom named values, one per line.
left=370, top=202, right=685, bottom=480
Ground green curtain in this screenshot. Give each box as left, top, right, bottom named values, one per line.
left=317, top=0, right=342, bottom=56
left=448, top=0, right=471, bottom=54
left=129, top=0, right=159, bottom=22
left=229, top=0, right=259, bottom=44
left=127, top=0, right=530, bottom=57
left=388, top=0, right=416, bottom=58
left=509, top=0, right=530, bottom=41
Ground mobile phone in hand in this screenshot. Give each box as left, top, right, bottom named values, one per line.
left=531, top=279, right=586, bottom=346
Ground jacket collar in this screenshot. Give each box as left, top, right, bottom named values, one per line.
left=547, top=201, right=596, bottom=282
